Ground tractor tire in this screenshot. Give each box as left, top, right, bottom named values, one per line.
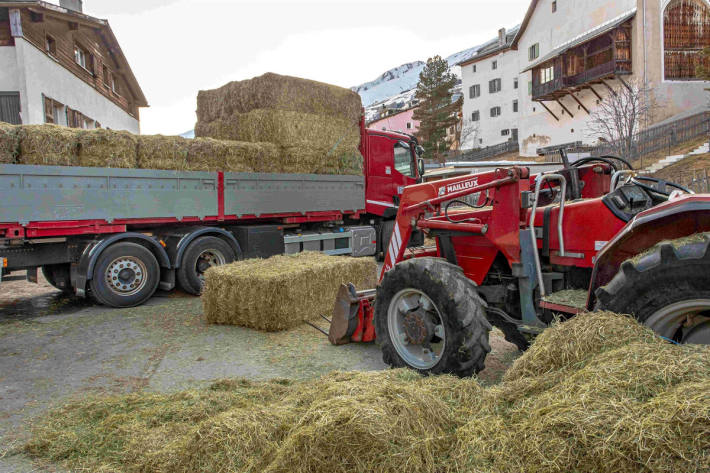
left=375, top=257, right=492, bottom=377
left=177, top=236, right=237, bottom=295
left=89, top=242, right=160, bottom=308
left=41, top=264, right=73, bottom=294
left=595, top=234, right=710, bottom=344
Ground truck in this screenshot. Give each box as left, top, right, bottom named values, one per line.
left=0, top=118, right=425, bottom=308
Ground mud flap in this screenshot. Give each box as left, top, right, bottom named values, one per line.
left=328, top=284, right=362, bottom=345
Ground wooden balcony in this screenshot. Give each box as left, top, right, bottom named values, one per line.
left=532, top=59, right=632, bottom=101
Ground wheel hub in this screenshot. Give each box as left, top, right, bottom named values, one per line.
left=647, top=299, right=710, bottom=344
left=387, top=288, right=446, bottom=370
left=105, top=257, right=147, bottom=296
left=196, top=250, right=226, bottom=283
left=403, top=311, right=434, bottom=345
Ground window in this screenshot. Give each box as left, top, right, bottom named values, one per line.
left=471, top=110, right=480, bottom=122
left=449, top=126, right=455, bottom=134
left=552, top=1, right=557, bottom=12
left=406, top=122, right=412, bottom=129
left=528, top=81, right=533, bottom=95
left=0, top=92, right=21, bottom=125
left=540, top=65, right=555, bottom=84
left=489, top=78, right=502, bottom=93
left=469, top=84, right=481, bottom=98
left=45, top=35, right=56, bottom=57
left=472, top=64, right=477, bottom=73
left=529, top=43, right=540, bottom=61
left=492, top=60, right=498, bottom=70
left=111, top=75, right=119, bottom=94
left=102, top=65, right=110, bottom=89
left=513, top=100, right=519, bottom=113
left=490, top=106, right=501, bottom=118
left=393, top=142, right=414, bottom=177
left=501, top=129, right=510, bottom=136
left=74, top=44, right=94, bottom=73
left=514, top=78, right=519, bottom=89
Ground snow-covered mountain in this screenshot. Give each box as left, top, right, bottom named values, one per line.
left=352, top=44, right=482, bottom=108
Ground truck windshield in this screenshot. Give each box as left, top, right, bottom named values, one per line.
left=394, top=142, right=415, bottom=177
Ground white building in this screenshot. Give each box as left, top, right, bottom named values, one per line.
left=0, top=0, right=146, bottom=132
left=459, top=27, right=521, bottom=149
left=459, top=0, right=710, bottom=157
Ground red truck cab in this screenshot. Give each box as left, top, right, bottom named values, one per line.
left=361, top=122, right=424, bottom=219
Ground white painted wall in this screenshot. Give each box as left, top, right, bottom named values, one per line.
left=0, top=46, right=20, bottom=91
left=460, top=48, right=521, bottom=149
left=13, top=38, right=139, bottom=132
left=516, top=0, right=638, bottom=156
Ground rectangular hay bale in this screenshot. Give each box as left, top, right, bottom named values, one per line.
left=137, top=134, right=191, bottom=170
left=77, top=129, right=139, bottom=168
left=16, top=124, right=80, bottom=166
left=195, top=109, right=361, bottom=150
left=277, top=144, right=363, bottom=175
left=187, top=137, right=279, bottom=173
left=0, top=122, right=18, bottom=164
left=196, top=72, right=362, bottom=124
left=202, top=252, right=378, bottom=331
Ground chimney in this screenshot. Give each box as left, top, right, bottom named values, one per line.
left=59, top=0, right=83, bottom=13
left=498, top=28, right=506, bottom=47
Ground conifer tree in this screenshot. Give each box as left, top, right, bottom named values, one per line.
left=412, top=56, right=462, bottom=161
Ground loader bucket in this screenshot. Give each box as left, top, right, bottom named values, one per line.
left=328, top=283, right=361, bottom=345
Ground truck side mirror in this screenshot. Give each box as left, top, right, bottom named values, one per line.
left=418, top=158, right=425, bottom=178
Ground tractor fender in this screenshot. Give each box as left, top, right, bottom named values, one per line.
left=588, top=195, right=710, bottom=309
left=73, top=233, right=171, bottom=297
left=172, top=227, right=242, bottom=269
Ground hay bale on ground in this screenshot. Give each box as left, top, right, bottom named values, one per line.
left=137, top=134, right=191, bottom=170
left=202, top=252, right=378, bottom=331
left=0, top=122, right=18, bottom=164
left=77, top=129, right=138, bottom=168
left=187, top=138, right=279, bottom=173
left=196, top=72, right=362, bottom=124
left=16, top=124, right=80, bottom=166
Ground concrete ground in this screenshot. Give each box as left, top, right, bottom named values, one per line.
left=0, top=275, right=521, bottom=472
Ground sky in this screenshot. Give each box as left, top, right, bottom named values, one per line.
left=82, top=0, right=532, bottom=135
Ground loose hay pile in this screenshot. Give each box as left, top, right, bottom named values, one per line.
left=202, top=252, right=378, bottom=331
left=24, top=312, right=710, bottom=473
left=195, top=73, right=364, bottom=175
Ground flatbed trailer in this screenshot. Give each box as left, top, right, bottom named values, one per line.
left=0, top=124, right=426, bottom=307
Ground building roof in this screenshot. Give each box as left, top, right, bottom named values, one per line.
left=521, top=9, right=637, bottom=72
left=510, top=0, right=539, bottom=49
left=457, top=25, right=520, bottom=66
left=0, top=0, right=148, bottom=107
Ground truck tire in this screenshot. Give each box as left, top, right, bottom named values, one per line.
left=41, top=264, right=73, bottom=294
left=375, top=257, right=492, bottom=377
left=596, top=234, right=710, bottom=344
left=89, top=242, right=160, bottom=308
left=377, top=220, right=395, bottom=262
left=177, top=236, right=236, bottom=295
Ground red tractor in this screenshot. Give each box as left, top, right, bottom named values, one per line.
left=329, top=155, right=710, bottom=376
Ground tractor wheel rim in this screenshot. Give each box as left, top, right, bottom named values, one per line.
left=647, top=299, right=710, bottom=344
left=387, top=288, right=445, bottom=370
left=196, top=250, right=226, bottom=284
left=105, top=256, right=147, bottom=297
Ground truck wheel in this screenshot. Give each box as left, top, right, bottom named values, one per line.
left=41, top=264, right=73, bottom=294
left=374, top=257, right=492, bottom=377
left=89, top=242, right=160, bottom=308
left=596, top=234, right=710, bottom=344
left=177, top=236, right=236, bottom=295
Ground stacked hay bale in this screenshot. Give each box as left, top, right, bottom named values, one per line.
left=195, top=73, right=363, bottom=175
left=0, top=122, right=18, bottom=164
left=22, top=312, right=710, bottom=473
left=78, top=129, right=138, bottom=168
left=16, top=124, right=79, bottom=166
left=202, top=252, right=378, bottom=331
